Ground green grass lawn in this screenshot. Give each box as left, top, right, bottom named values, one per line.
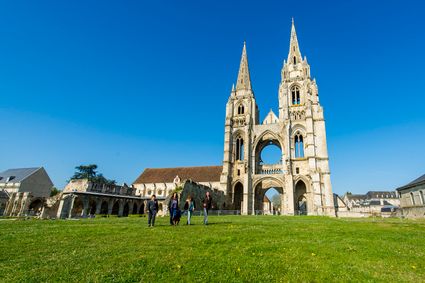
left=0, top=215, right=424, bottom=282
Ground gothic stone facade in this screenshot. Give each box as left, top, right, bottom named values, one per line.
left=220, top=21, right=335, bottom=216
left=135, top=21, right=335, bottom=216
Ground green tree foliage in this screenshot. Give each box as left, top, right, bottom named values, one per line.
left=271, top=194, right=281, bottom=208
left=50, top=187, right=60, bottom=197
left=70, top=164, right=116, bottom=185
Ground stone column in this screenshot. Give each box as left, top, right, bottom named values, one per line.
left=68, top=195, right=76, bottom=219
left=107, top=200, right=114, bottom=215
left=118, top=200, right=124, bottom=217
left=283, top=175, right=294, bottom=215
left=95, top=199, right=102, bottom=215
left=81, top=197, right=89, bottom=218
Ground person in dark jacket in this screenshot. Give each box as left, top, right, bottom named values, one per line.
left=168, top=192, right=179, bottom=225
left=147, top=195, right=159, bottom=227
left=202, top=191, right=213, bottom=225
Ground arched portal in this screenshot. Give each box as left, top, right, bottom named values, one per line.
left=88, top=199, right=97, bottom=215
left=71, top=197, right=84, bottom=217
left=123, top=202, right=129, bottom=217
left=28, top=199, right=43, bottom=215
left=253, top=177, right=284, bottom=214
left=100, top=201, right=108, bottom=214
left=233, top=182, right=243, bottom=211
left=264, top=188, right=281, bottom=215
left=111, top=201, right=119, bottom=215
left=294, top=180, right=307, bottom=215
left=132, top=203, right=138, bottom=214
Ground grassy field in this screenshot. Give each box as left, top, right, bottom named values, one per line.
left=0, top=215, right=424, bottom=282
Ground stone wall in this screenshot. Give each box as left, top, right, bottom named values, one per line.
left=165, top=180, right=226, bottom=212
left=396, top=207, right=425, bottom=219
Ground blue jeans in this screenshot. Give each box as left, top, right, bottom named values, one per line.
left=148, top=211, right=156, bottom=226
left=187, top=210, right=192, bottom=225
left=203, top=208, right=208, bottom=225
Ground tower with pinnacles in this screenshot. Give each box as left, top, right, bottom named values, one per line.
left=220, top=19, right=335, bottom=216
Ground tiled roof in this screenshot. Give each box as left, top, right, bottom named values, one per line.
left=397, top=173, right=425, bottom=191
left=133, top=166, right=223, bottom=184
left=366, top=191, right=397, bottom=198
left=0, top=168, right=41, bottom=184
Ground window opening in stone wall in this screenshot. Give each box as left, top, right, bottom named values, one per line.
left=296, top=167, right=299, bottom=174
left=238, top=104, right=245, bottom=115
left=291, top=86, right=300, bottom=105
left=295, top=134, right=304, bottom=158
left=236, top=138, right=244, bottom=161
left=293, top=56, right=296, bottom=64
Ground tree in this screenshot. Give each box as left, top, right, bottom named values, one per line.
left=71, top=164, right=98, bottom=180
left=271, top=194, right=281, bottom=208
left=50, top=187, right=60, bottom=197
left=70, top=164, right=116, bottom=185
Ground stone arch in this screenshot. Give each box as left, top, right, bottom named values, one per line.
left=28, top=198, right=44, bottom=216
left=294, top=180, right=308, bottom=215
left=100, top=200, right=109, bottom=214
left=71, top=196, right=84, bottom=218
left=132, top=203, right=138, bottom=214
left=88, top=198, right=97, bottom=215
left=253, top=176, right=285, bottom=213
left=123, top=202, right=129, bottom=217
left=253, top=131, right=285, bottom=174
left=290, top=124, right=306, bottom=138
left=233, top=182, right=243, bottom=211
left=236, top=101, right=245, bottom=115
left=111, top=201, right=119, bottom=215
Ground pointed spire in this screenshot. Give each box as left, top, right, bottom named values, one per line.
left=236, top=41, right=252, bottom=91
left=287, top=18, right=302, bottom=65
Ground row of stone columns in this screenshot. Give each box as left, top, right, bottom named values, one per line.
left=58, top=194, right=147, bottom=219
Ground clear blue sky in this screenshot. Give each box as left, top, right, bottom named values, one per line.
left=0, top=1, right=424, bottom=194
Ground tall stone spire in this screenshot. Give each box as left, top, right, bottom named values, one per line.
left=287, top=18, right=302, bottom=65
left=236, top=41, right=252, bottom=91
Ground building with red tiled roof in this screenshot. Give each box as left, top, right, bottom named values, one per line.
left=133, top=166, right=223, bottom=198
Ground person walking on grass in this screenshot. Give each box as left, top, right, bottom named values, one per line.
left=168, top=192, right=179, bottom=225
left=184, top=195, right=195, bottom=225
left=202, top=191, right=213, bottom=225
left=147, top=194, right=159, bottom=227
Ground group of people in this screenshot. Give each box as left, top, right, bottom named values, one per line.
left=147, top=191, right=213, bottom=227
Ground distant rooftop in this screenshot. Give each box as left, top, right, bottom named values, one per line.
left=0, top=167, right=41, bottom=184
left=134, top=166, right=223, bottom=184
left=396, top=173, right=425, bottom=191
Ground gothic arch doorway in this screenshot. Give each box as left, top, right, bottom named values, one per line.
left=253, top=177, right=284, bottom=214
left=294, top=180, right=307, bottom=215
left=233, top=182, right=243, bottom=211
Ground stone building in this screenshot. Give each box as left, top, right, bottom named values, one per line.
left=134, top=21, right=335, bottom=216
left=56, top=179, right=153, bottom=219
left=1, top=167, right=53, bottom=216
left=133, top=166, right=222, bottom=199
left=340, top=191, right=399, bottom=216
left=396, top=174, right=425, bottom=218
left=220, top=20, right=334, bottom=215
